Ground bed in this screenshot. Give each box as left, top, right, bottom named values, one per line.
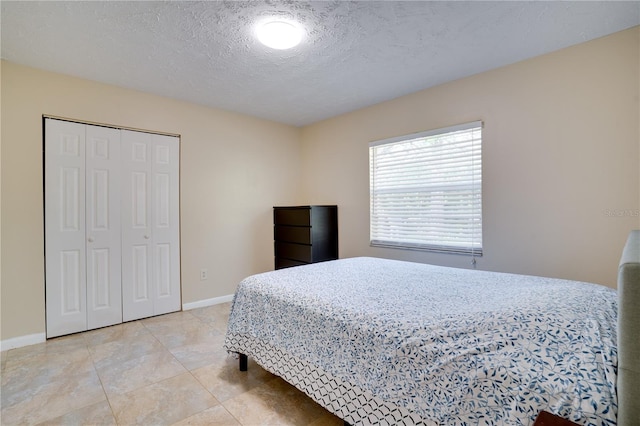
left=224, top=230, right=640, bottom=425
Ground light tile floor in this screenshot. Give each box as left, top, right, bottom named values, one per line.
left=0, top=303, right=343, bottom=425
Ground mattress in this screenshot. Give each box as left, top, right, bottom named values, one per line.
left=224, top=257, right=617, bottom=425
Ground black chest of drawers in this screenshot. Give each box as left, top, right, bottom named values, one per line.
left=273, top=205, right=338, bottom=270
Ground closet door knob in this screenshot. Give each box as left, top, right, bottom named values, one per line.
left=144, top=235, right=150, bottom=240
left=87, top=237, right=94, bottom=243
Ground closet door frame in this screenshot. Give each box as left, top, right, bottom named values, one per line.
left=44, top=117, right=182, bottom=337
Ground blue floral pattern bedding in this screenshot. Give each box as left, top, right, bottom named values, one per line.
left=224, top=257, right=617, bottom=425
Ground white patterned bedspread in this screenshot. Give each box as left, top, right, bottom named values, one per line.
left=224, top=257, right=617, bottom=425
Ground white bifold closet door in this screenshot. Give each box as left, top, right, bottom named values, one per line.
left=45, top=119, right=180, bottom=338
left=121, top=130, right=180, bottom=322
left=45, top=119, right=122, bottom=338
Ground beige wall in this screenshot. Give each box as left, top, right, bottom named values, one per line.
left=2, top=27, right=639, bottom=343
left=1, top=61, right=301, bottom=341
left=300, top=27, right=640, bottom=288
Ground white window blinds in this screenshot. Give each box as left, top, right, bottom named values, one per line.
left=369, top=121, right=482, bottom=256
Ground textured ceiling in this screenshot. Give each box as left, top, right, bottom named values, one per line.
left=2, top=1, right=639, bottom=126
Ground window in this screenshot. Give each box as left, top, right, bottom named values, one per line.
left=369, top=121, right=482, bottom=256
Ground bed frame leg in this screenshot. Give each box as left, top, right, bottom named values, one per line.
left=239, top=353, right=248, bottom=371
left=344, top=422, right=352, bottom=426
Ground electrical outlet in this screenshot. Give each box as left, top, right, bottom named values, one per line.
left=200, top=269, right=208, bottom=281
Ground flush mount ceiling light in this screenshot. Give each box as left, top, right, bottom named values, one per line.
left=256, top=20, right=303, bottom=50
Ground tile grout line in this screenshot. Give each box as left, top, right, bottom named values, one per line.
left=94, top=323, right=187, bottom=412
left=141, top=310, right=227, bottom=425
left=84, top=320, right=188, bottom=424
left=140, top=313, right=197, bottom=376
left=178, top=305, right=245, bottom=426
left=4, top=304, right=327, bottom=425
left=82, top=327, right=120, bottom=425
left=15, top=334, right=114, bottom=425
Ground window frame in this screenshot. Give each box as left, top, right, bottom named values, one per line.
left=369, top=121, right=483, bottom=256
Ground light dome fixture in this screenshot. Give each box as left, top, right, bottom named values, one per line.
left=256, top=20, right=303, bottom=50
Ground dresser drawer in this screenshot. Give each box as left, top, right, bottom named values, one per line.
left=274, top=208, right=311, bottom=226
left=275, top=257, right=308, bottom=269
left=275, top=241, right=312, bottom=262
left=274, top=225, right=312, bottom=244
left=273, top=205, right=338, bottom=270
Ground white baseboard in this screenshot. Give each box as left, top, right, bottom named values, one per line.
left=0, top=297, right=234, bottom=352
left=0, top=332, right=46, bottom=352
left=183, top=294, right=234, bottom=311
